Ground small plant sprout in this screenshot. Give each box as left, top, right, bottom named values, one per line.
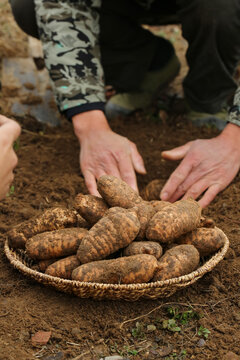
left=131, top=321, right=145, bottom=339
left=6, top=185, right=15, bottom=197
left=197, top=325, right=211, bottom=339
left=13, top=138, right=20, bottom=151
left=162, top=318, right=181, bottom=332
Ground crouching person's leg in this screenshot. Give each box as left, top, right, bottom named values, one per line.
left=178, top=0, right=240, bottom=129
left=102, top=0, right=181, bottom=119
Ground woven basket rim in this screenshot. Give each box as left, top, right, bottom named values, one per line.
left=4, top=227, right=229, bottom=292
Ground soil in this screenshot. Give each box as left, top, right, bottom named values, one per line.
left=0, top=2, right=240, bottom=360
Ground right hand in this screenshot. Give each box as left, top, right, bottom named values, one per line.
left=72, top=110, right=146, bottom=196
left=0, top=115, right=21, bottom=200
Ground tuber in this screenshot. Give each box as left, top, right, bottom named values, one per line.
left=8, top=207, right=78, bottom=249
left=152, top=244, right=200, bottom=281
left=45, top=255, right=80, bottom=279
left=74, top=193, right=108, bottom=226
left=97, top=175, right=142, bottom=208
left=146, top=198, right=202, bottom=244
left=26, top=227, right=88, bottom=260
left=77, top=207, right=140, bottom=263
left=72, top=254, right=158, bottom=284
left=177, top=226, right=225, bottom=257
left=123, top=241, right=163, bottom=259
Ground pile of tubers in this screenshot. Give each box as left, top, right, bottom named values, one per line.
left=7, top=176, right=225, bottom=285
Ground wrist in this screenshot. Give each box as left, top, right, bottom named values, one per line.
left=218, top=123, right=240, bottom=154
left=72, top=110, right=110, bottom=141
left=219, top=122, right=240, bottom=141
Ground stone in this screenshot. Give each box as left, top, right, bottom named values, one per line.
left=197, top=338, right=206, bottom=347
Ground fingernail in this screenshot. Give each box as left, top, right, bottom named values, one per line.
left=161, top=191, right=168, bottom=200
left=140, top=163, right=147, bottom=173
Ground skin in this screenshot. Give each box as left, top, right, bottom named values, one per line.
left=73, top=110, right=146, bottom=196
left=160, top=123, right=240, bottom=208
left=0, top=115, right=21, bottom=200
left=73, top=111, right=240, bottom=208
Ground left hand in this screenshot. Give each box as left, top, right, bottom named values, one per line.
left=160, top=123, right=240, bottom=208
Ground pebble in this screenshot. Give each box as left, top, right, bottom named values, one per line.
left=100, top=356, right=130, bottom=360
left=197, top=338, right=206, bottom=347
left=42, top=353, right=65, bottom=360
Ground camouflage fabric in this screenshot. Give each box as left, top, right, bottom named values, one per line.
left=34, top=0, right=155, bottom=113
left=34, top=0, right=105, bottom=112
left=229, top=86, right=240, bottom=127
left=34, top=0, right=240, bottom=122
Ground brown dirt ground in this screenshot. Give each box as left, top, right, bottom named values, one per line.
left=0, top=2, right=240, bottom=360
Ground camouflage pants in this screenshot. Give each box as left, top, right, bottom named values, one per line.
left=9, top=0, right=240, bottom=113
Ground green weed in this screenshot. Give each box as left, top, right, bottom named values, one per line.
left=162, top=318, right=181, bottom=332
left=6, top=185, right=15, bottom=197
left=13, top=138, right=20, bottom=152
left=164, top=349, right=187, bottom=360
left=131, top=321, right=145, bottom=339
left=197, top=325, right=211, bottom=339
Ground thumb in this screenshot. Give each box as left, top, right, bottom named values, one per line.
left=129, top=141, right=147, bottom=175
left=161, top=141, right=193, bottom=161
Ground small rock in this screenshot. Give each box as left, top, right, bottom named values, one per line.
left=42, top=352, right=65, bottom=360
left=197, top=338, right=206, bottom=347
left=31, top=331, right=51, bottom=346
left=223, top=351, right=240, bottom=360
left=103, top=356, right=125, bottom=360
left=147, top=324, right=156, bottom=332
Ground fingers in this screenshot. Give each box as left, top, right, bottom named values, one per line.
left=198, top=183, right=223, bottom=208
left=83, top=169, right=101, bottom=197
left=0, top=119, right=21, bottom=144
left=160, top=159, right=193, bottom=201
left=0, top=114, right=11, bottom=125
left=129, top=142, right=146, bottom=175
left=161, top=141, right=193, bottom=161
left=9, top=150, right=18, bottom=172
left=82, top=148, right=140, bottom=195
left=0, top=171, right=15, bottom=201
left=117, top=154, right=139, bottom=193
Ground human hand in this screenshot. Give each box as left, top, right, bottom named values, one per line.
left=0, top=115, right=21, bottom=200
left=72, top=110, right=146, bottom=196
left=160, top=123, right=240, bottom=208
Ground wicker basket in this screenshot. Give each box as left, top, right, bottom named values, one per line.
left=4, top=228, right=229, bottom=301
